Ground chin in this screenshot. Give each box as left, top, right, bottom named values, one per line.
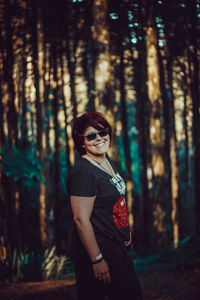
left=95, top=151, right=106, bottom=156
left=92, top=150, right=106, bottom=156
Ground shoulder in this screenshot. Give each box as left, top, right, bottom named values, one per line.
left=67, top=157, right=97, bottom=196
left=67, top=157, right=96, bottom=180
left=69, top=157, right=92, bottom=173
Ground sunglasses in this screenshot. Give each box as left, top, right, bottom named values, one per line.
left=84, top=128, right=109, bottom=141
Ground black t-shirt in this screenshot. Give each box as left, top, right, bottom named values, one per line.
left=67, top=156, right=130, bottom=246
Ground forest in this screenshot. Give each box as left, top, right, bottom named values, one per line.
left=0, top=0, right=200, bottom=296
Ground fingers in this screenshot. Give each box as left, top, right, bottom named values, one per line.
left=124, top=240, right=131, bottom=247
left=104, top=271, right=111, bottom=284
left=95, top=271, right=111, bottom=284
left=102, top=271, right=111, bottom=284
left=124, top=232, right=132, bottom=247
left=93, top=259, right=111, bottom=284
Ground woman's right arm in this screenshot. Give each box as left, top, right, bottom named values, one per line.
left=70, top=195, right=111, bottom=284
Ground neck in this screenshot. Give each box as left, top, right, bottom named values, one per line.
left=83, top=153, right=106, bottom=164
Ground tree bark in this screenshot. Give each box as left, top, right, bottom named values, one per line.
left=186, top=0, right=200, bottom=236
left=134, top=40, right=152, bottom=250
left=156, top=40, right=174, bottom=247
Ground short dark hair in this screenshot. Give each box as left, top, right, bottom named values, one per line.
left=72, top=111, right=112, bottom=155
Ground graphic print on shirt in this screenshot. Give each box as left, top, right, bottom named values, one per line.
left=110, top=173, right=126, bottom=195
left=110, top=173, right=129, bottom=229
left=113, top=195, right=129, bottom=228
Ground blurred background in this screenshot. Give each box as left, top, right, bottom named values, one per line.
left=0, top=0, right=200, bottom=285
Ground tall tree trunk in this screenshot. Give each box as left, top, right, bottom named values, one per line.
left=52, top=43, right=61, bottom=253
left=157, top=42, right=174, bottom=247
left=0, top=55, right=5, bottom=146
left=84, top=1, right=96, bottom=112
left=20, top=27, right=28, bottom=147
left=84, top=39, right=96, bottom=112
left=178, top=61, right=194, bottom=237
left=31, top=0, right=42, bottom=151
left=134, top=37, right=152, bottom=251
left=42, top=39, right=54, bottom=248
left=65, top=22, right=78, bottom=119
left=0, top=48, right=7, bottom=252
left=3, top=0, right=18, bottom=145
left=31, top=0, right=46, bottom=249
left=166, top=60, right=180, bottom=245
left=1, top=0, right=20, bottom=255
left=60, top=42, right=72, bottom=170
left=182, top=63, right=189, bottom=189
left=92, top=0, right=112, bottom=111
left=146, top=13, right=166, bottom=249
left=119, top=48, right=132, bottom=181
left=186, top=0, right=200, bottom=236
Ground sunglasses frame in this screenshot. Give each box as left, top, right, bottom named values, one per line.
left=84, top=127, right=109, bottom=141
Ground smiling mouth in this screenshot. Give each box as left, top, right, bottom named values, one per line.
left=95, top=142, right=105, bottom=146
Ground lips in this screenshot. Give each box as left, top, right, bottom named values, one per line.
left=95, top=142, right=105, bottom=146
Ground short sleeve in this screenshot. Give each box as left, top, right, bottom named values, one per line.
left=67, top=167, right=97, bottom=197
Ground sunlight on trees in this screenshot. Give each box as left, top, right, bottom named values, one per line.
left=146, top=23, right=166, bottom=241
left=0, top=0, right=199, bottom=254
left=126, top=180, right=134, bottom=228
left=37, top=6, right=47, bottom=247
left=146, top=26, right=164, bottom=175
left=170, top=137, right=179, bottom=248
left=92, top=0, right=111, bottom=109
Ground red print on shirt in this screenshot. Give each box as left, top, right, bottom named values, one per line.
left=113, top=195, right=129, bottom=229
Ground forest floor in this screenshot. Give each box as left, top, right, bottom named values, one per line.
left=1, top=261, right=200, bottom=300
left=0, top=264, right=200, bottom=300
left=1, top=238, right=200, bottom=300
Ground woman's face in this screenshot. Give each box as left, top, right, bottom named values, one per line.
left=83, top=126, right=110, bottom=157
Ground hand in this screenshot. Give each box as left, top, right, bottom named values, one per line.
left=93, top=259, right=111, bottom=284
left=123, top=232, right=132, bottom=247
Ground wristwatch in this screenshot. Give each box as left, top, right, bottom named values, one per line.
left=92, top=253, right=104, bottom=264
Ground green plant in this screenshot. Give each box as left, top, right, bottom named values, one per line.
left=42, top=246, right=73, bottom=280
left=0, top=145, right=44, bottom=183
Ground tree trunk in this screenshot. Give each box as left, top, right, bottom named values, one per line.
left=65, top=34, right=77, bottom=119
left=186, top=0, right=200, bottom=236
left=157, top=41, right=174, bottom=248
left=166, top=60, right=180, bottom=246
left=119, top=49, right=132, bottom=180
left=146, top=13, right=166, bottom=249
left=134, top=38, right=152, bottom=251
left=31, top=0, right=46, bottom=249
left=3, top=0, right=18, bottom=145
left=0, top=53, right=5, bottom=146
left=84, top=2, right=96, bottom=112
left=52, top=43, right=62, bottom=253
left=60, top=42, right=72, bottom=170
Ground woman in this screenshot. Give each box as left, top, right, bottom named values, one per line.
left=67, top=111, right=143, bottom=300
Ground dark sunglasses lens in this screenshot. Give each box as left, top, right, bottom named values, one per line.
left=99, top=129, right=108, bottom=137
left=86, top=133, right=97, bottom=141
left=86, top=128, right=108, bottom=141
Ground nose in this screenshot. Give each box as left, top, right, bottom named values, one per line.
left=95, top=133, right=102, bottom=140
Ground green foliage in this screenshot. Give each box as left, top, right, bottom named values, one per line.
left=132, top=235, right=200, bottom=273
left=7, top=246, right=74, bottom=282
left=116, top=135, right=127, bottom=172
left=59, top=149, right=68, bottom=195
left=178, top=236, right=191, bottom=247
left=130, top=140, right=141, bottom=195
left=0, top=145, right=44, bottom=183
left=42, top=246, right=74, bottom=280
left=12, top=248, right=44, bottom=281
